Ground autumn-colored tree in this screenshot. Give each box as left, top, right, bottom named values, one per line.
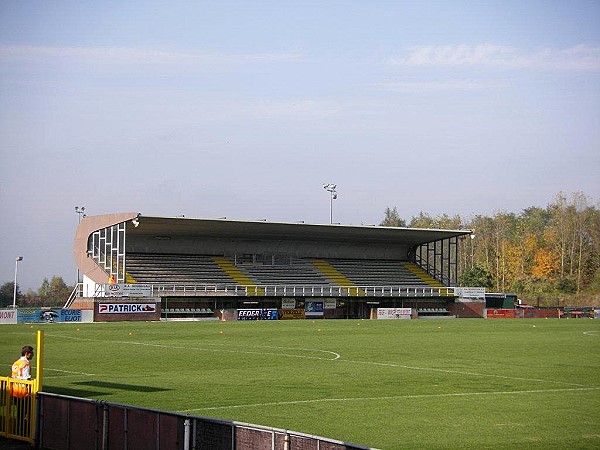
left=382, top=191, right=599, bottom=304
left=531, top=248, right=559, bottom=279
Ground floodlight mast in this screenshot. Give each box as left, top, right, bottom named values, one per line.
left=75, top=206, right=86, bottom=283
left=13, top=256, right=23, bottom=308
left=322, top=183, right=337, bottom=224
left=75, top=206, right=86, bottom=224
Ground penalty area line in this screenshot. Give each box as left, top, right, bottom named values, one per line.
left=181, top=386, right=600, bottom=413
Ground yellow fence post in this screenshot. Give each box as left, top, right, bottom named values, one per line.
left=36, top=330, right=44, bottom=392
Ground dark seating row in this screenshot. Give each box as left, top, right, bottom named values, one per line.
left=124, top=253, right=439, bottom=288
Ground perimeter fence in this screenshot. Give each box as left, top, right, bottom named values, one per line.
left=34, top=392, right=375, bottom=450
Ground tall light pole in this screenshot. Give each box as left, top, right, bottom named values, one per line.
left=323, top=184, right=337, bottom=224
left=13, top=256, right=23, bottom=308
left=75, top=206, right=86, bottom=224
left=470, top=232, right=475, bottom=269
left=75, top=206, right=86, bottom=283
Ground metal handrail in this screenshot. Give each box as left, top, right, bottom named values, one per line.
left=63, top=283, right=83, bottom=308
left=90, top=283, right=454, bottom=298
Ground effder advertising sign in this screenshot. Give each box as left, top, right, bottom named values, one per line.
left=237, top=309, right=278, bottom=320
left=105, top=284, right=152, bottom=297
left=98, top=303, right=156, bottom=314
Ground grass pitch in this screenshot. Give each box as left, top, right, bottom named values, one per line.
left=2, top=318, right=599, bottom=449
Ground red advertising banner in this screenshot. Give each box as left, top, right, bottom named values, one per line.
left=486, top=309, right=517, bottom=318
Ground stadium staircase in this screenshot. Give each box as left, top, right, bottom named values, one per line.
left=311, top=260, right=365, bottom=296
left=402, top=263, right=450, bottom=295
left=212, top=257, right=266, bottom=295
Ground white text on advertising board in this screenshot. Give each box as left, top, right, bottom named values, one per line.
left=99, top=304, right=156, bottom=314
left=377, top=308, right=412, bottom=320
left=104, top=284, right=152, bottom=297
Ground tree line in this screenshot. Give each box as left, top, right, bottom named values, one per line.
left=382, top=191, right=600, bottom=306
left=0, top=276, right=73, bottom=308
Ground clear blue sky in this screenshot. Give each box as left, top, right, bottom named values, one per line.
left=1, top=1, right=599, bottom=291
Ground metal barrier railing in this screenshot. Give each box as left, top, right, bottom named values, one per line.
left=91, top=283, right=455, bottom=298
left=0, top=378, right=37, bottom=443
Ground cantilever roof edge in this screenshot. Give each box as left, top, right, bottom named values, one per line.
left=82, top=212, right=471, bottom=247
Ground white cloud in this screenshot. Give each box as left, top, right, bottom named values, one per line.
left=0, top=45, right=302, bottom=66
left=385, top=44, right=600, bottom=71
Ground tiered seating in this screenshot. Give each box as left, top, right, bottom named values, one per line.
left=124, top=253, right=445, bottom=290
left=323, top=259, right=428, bottom=286
left=125, top=253, right=234, bottom=285
left=238, top=260, right=335, bottom=286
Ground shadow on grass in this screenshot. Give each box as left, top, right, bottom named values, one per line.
left=43, top=382, right=171, bottom=398
left=43, top=385, right=110, bottom=397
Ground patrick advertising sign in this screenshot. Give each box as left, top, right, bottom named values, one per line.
left=98, top=303, right=157, bottom=314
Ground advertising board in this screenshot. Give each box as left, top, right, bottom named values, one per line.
left=237, top=309, right=278, bottom=320
left=98, top=303, right=156, bottom=314
left=14, top=309, right=87, bottom=323
left=454, top=287, right=486, bottom=299
left=486, top=309, right=517, bottom=318
left=0, top=308, right=17, bottom=324
left=279, top=309, right=306, bottom=320
left=104, top=284, right=153, bottom=297
left=281, top=299, right=296, bottom=310
left=305, top=301, right=324, bottom=317
left=376, top=308, right=412, bottom=320
left=323, top=300, right=337, bottom=310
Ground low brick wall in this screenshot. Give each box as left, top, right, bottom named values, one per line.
left=450, top=301, right=485, bottom=318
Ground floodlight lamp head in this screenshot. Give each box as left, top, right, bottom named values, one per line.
left=16, top=256, right=23, bottom=262
left=131, top=218, right=139, bottom=227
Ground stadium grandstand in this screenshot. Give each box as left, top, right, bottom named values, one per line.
left=68, top=212, right=474, bottom=320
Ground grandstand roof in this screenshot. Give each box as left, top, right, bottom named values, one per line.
left=126, top=215, right=471, bottom=246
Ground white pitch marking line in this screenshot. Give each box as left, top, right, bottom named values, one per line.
left=341, top=359, right=592, bottom=388
left=583, top=330, right=598, bottom=336
left=45, top=333, right=341, bottom=360
left=44, top=368, right=96, bottom=376
left=181, top=386, right=600, bottom=413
